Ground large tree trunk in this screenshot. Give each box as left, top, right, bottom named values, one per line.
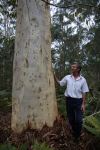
left=12, top=0, right=58, bottom=133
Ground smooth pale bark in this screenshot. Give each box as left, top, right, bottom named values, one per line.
left=12, top=0, right=58, bottom=133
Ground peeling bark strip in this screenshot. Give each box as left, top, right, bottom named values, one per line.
left=12, top=0, right=58, bottom=133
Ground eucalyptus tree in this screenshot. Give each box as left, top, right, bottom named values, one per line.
left=12, top=0, right=58, bottom=133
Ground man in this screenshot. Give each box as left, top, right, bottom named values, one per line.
left=54, top=62, right=89, bottom=141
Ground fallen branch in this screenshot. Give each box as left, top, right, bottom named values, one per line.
left=83, top=111, right=100, bottom=121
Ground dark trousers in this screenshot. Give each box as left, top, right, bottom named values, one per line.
left=66, top=96, right=83, bottom=138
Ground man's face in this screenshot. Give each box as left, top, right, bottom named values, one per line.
left=71, top=64, right=79, bottom=74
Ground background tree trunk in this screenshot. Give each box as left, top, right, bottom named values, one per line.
left=12, top=0, right=58, bottom=133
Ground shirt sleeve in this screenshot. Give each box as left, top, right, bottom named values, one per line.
left=59, top=76, right=67, bottom=87
left=81, top=79, right=89, bottom=93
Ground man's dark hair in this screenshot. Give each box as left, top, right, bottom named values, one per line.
left=72, top=62, right=82, bottom=72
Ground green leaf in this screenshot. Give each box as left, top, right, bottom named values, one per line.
left=84, top=113, right=100, bottom=137
left=85, top=116, right=100, bottom=129
left=19, top=144, right=28, bottom=150
left=32, top=140, right=53, bottom=150
left=84, top=124, right=100, bottom=137
left=0, top=144, right=16, bottom=150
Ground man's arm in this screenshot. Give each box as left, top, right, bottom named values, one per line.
left=54, top=72, right=60, bottom=84
left=54, top=72, right=67, bottom=86
left=81, top=79, right=89, bottom=112
left=81, top=93, right=86, bottom=112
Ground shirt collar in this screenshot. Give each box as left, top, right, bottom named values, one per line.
left=70, top=74, right=82, bottom=80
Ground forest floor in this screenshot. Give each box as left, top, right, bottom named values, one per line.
left=0, top=110, right=100, bottom=150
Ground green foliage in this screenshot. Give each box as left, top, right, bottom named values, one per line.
left=18, top=144, right=28, bottom=150
left=0, top=0, right=15, bottom=92
left=0, top=144, right=28, bottom=150
left=0, top=38, right=14, bottom=92
left=51, top=0, right=100, bottom=92
left=0, top=144, right=16, bottom=150
left=84, top=91, right=100, bottom=116
left=0, top=144, right=29, bottom=150
left=0, top=98, right=11, bottom=112
left=0, top=90, right=12, bottom=112
left=57, top=96, right=66, bottom=117
left=0, top=141, right=53, bottom=150
left=32, top=140, right=53, bottom=150
left=84, top=113, right=100, bottom=137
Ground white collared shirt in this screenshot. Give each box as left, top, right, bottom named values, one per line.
left=59, top=74, right=89, bottom=98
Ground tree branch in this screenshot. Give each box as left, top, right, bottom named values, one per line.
left=41, top=0, right=98, bottom=9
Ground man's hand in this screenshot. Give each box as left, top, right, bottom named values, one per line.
left=82, top=93, right=86, bottom=112
left=81, top=103, right=85, bottom=112
left=53, top=72, right=59, bottom=84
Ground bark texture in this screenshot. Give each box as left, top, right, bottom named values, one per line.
left=12, top=0, right=58, bottom=133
